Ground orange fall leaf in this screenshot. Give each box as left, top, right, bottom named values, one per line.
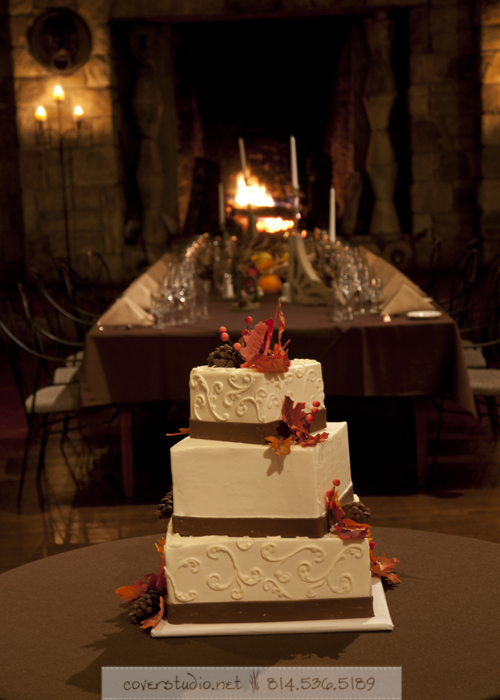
left=115, top=579, right=147, bottom=604
left=265, top=435, right=293, bottom=455
left=140, top=596, right=166, bottom=630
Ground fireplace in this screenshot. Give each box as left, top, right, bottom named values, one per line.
left=112, top=12, right=411, bottom=247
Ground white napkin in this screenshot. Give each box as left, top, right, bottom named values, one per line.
left=97, top=297, right=154, bottom=327
left=123, top=279, right=155, bottom=310
left=381, top=283, right=436, bottom=316
left=148, top=255, right=172, bottom=283
left=379, top=272, right=425, bottom=304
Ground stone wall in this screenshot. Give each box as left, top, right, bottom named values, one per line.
left=408, top=0, right=481, bottom=267
left=8, top=0, right=125, bottom=280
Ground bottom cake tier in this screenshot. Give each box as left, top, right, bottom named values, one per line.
left=164, top=522, right=373, bottom=624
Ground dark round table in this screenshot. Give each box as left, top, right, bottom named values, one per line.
left=1, top=528, right=499, bottom=700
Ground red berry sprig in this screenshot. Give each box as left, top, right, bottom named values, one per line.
left=306, top=398, right=322, bottom=422
left=215, top=324, right=245, bottom=364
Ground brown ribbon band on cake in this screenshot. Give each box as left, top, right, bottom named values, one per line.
left=172, top=515, right=329, bottom=538
left=189, top=408, right=327, bottom=444
left=167, top=596, right=374, bottom=625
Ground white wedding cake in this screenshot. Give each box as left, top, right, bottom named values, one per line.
left=163, top=310, right=375, bottom=625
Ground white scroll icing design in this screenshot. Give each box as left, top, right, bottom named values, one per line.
left=167, top=538, right=366, bottom=604
left=189, top=360, right=325, bottom=424
left=260, top=541, right=362, bottom=598
left=206, top=545, right=263, bottom=600
left=262, top=578, right=294, bottom=599
left=165, top=559, right=200, bottom=602
left=191, top=372, right=230, bottom=421
left=298, top=545, right=364, bottom=597
left=191, top=371, right=270, bottom=422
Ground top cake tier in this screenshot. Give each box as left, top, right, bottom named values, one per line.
left=189, top=359, right=326, bottom=442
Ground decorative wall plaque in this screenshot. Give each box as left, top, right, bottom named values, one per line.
left=28, top=9, right=92, bottom=74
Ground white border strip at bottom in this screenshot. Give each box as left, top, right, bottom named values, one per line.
left=151, top=577, right=393, bottom=638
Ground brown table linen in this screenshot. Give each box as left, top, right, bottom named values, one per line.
left=0, top=528, right=499, bottom=700
left=81, top=299, right=476, bottom=417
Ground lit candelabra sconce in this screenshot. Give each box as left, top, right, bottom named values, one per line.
left=34, top=86, right=92, bottom=147
left=32, top=85, right=92, bottom=263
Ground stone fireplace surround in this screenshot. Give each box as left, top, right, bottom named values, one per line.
left=1, top=0, right=497, bottom=283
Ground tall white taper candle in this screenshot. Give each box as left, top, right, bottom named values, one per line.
left=329, top=186, right=336, bottom=243
left=238, top=137, right=248, bottom=181
left=290, top=135, right=299, bottom=191
left=218, top=182, right=225, bottom=226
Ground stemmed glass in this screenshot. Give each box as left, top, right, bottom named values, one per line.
left=331, top=244, right=383, bottom=321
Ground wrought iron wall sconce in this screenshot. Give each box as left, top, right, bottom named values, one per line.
left=34, top=85, right=93, bottom=263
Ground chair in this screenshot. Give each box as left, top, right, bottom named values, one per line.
left=17, top=282, right=85, bottom=377
left=433, top=241, right=479, bottom=328
left=460, top=256, right=500, bottom=369
left=29, top=267, right=94, bottom=344
left=447, top=248, right=479, bottom=329
left=0, top=301, right=82, bottom=503
left=466, top=335, right=500, bottom=439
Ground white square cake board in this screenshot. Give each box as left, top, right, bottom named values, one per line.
left=151, top=577, right=392, bottom=638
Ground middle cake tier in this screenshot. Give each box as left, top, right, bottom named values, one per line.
left=170, top=421, right=353, bottom=538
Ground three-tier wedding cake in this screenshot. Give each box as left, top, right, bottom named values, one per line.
left=163, top=306, right=375, bottom=624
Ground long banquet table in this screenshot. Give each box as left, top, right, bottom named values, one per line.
left=81, top=299, right=474, bottom=412
left=0, top=528, right=499, bottom=700
left=80, top=299, right=476, bottom=495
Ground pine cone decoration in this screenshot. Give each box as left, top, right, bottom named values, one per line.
left=207, top=344, right=242, bottom=368
left=129, top=587, right=166, bottom=624
left=342, top=500, right=372, bottom=524
left=156, top=489, right=173, bottom=520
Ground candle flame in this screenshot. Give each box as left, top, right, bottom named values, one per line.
left=73, top=105, right=84, bottom=118
left=234, top=173, right=274, bottom=208
left=53, top=85, right=65, bottom=101
left=34, top=106, right=47, bottom=122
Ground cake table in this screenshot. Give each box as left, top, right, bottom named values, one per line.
left=0, top=528, right=499, bottom=700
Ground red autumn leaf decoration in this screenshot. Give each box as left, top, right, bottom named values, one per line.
left=301, top=432, right=330, bottom=448
left=266, top=396, right=329, bottom=455
left=239, top=300, right=291, bottom=373
left=326, top=481, right=401, bottom=583
left=116, top=537, right=167, bottom=604
left=326, top=486, right=369, bottom=541
left=261, top=316, right=275, bottom=356
left=239, top=321, right=270, bottom=367
left=278, top=303, right=286, bottom=347
left=335, top=518, right=371, bottom=540
left=282, top=395, right=308, bottom=434
left=140, top=595, right=166, bottom=630
left=155, top=537, right=166, bottom=554
left=115, top=579, right=148, bottom=603
left=370, top=550, right=401, bottom=585
left=264, top=435, right=293, bottom=455
left=252, top=353, right=290, bottom=374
